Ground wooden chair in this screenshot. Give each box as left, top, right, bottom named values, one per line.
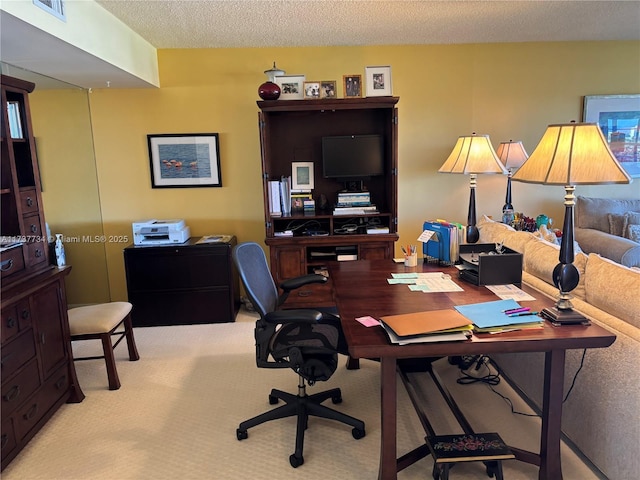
left=68, top=302, right=140, bottom=390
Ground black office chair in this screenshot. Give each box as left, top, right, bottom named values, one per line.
left=232, top=242, right=365, bottom=468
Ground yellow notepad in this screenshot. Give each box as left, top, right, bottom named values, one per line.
left=381, top=309, right=472, bottom=337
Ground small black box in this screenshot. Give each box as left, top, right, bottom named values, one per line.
left=458, top=243, right=522, bottom=286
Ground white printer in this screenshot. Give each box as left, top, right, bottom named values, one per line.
left=132, top=219, right=191, bottom=246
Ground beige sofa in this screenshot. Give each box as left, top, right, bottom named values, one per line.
left=477, top=216, right=640, bottom=480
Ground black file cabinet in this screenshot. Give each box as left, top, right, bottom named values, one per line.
left=123, top=237, right=239, bottom=326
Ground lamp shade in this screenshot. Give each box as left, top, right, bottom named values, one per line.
left=438, top=134, right=507, bottom=175
left=496, top=140, right=529, bottom=171
left=511, top=122, right=631, bottom=185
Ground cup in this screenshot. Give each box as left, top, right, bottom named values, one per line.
left=404, top=253, right=417, bottom=267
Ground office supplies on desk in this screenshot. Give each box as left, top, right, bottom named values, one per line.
left=381, top=309, right=472, bottom=337
left=455, top=299, right=543, bottom=330
left=458, top=243, right=522, bottom=286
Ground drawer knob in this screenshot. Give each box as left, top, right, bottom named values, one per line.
left=23, top=403, right=39, bottom=420
left=55, top=375, right=68, bottom=390
left=34, top=249, right=43, bottom=258
left=1, top=434, right=8, bottom=450
left=6, top=316, right=16, bottom=329
left=21, top=309, right=30, bottom=320
left=30, top=224, right=38, bottom=233
left=26, top=197, right=34, bottom=207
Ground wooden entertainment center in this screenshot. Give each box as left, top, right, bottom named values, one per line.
left=257, top=97, right=399, bottom=307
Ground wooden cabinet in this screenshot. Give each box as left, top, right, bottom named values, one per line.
left=258, top=97, right=399, bottom=306
left=123, top=237, right=240, bottom=327
left=1, top=75, right=84, bottom=470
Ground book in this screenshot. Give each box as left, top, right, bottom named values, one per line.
left=427, top=433, right=515, bottom=463
left=268, top=180, right=281, bottom=216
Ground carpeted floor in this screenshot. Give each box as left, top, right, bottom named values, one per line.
left=2, top=308, right=601, bottom=480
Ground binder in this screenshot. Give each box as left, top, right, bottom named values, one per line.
left=268, top=181, right=282, bottom=216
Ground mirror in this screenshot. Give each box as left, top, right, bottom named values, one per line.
left=1, top=62, right=110, bottom=304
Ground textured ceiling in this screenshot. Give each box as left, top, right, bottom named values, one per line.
left=96, top=0, right=640, bottom=48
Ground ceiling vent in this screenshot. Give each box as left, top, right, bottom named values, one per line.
left=33, top=0, right=66, bottom=22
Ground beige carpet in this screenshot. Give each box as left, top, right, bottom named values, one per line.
left=2, top=308, right=600, bottom=480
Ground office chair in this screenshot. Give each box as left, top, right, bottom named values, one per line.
left=232, top=242, right=365, bottom=468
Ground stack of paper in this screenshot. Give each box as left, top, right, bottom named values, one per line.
left=454, top=299, right=544, bottom=333
left=380, top=309, right=473, bottom=344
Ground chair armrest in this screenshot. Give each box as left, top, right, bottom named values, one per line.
left=264, top=309, right=323, bottom=325
left=280, top=274, right=327, bottom=292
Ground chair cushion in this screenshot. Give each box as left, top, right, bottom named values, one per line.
left=68, top=302, right=132, bottom=335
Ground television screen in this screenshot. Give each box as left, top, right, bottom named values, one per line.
left=322, top=135, right=384, bottom=178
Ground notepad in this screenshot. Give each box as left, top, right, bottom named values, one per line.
left=381, top=309, right=472, bottom=337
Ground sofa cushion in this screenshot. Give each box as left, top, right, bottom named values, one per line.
left=523, top=239, right=587, bottom=300
left=584, top=253, right=640, bottom=328
left=627, top=224, right=640, bottom=243
left=575, top=196, right=640, bottom=232
left=608, top=212, right=629, bottom=237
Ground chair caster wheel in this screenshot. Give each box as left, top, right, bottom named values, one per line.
left=332, top=395, right=342, bottom=404
left=352, top=427, right=366, bottom=439
left=289, top=453, right=304, bottom=468
left=268, top=395, right=279, bottom=405
left=236, top=429, right=248, bottom=440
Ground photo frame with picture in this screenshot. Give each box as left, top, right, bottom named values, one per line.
left=343, top=74, right=362, bottom=98
left=303, top=81, right=321, bottom=99
left=275, top=75, right=305, bottom=100
left=320, top=81, right=337, bottom=99
left=291, top=161, right=314, bottom=190
left=365, top=66, right=392, bottom=97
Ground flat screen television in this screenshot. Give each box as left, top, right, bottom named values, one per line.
left=322, top=134, right=384, bottom=179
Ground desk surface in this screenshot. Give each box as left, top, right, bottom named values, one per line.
left=330, top=259, right=615, bottom=359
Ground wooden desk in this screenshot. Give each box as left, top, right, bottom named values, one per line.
left=329, top=259, right=616, bottom=480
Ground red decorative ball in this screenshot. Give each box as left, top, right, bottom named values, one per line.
left=258, top=81, right=281, bottom=100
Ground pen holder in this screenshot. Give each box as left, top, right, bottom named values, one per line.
left=404, top=253, right=417, bottom=267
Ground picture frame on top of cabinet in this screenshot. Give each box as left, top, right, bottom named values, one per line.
left=343, top=75, right=362, bottom=98
left=365, top=66, right=392, bottom=97
left=147, top=133, right=222, bottom=188
left=320, top=81, right=337, bottom=99
left=303, top=81, right=321, bottom=99
left=275, top=75, right=305, bottom=100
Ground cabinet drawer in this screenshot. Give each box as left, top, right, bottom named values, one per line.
left=24, top=241, right=47, bottom=268
left=22, top=214, right=43, bottom=238
left=0, top=247, right=25, bottom=280
left=1, top=417, right=16, bottom=461
left=125, top=248, right=231, bottom=290
left=19, top=189, right=39, bottom=215
left=1, top=330, right=36, bottom=377
left=1, top=360, right=40, bottom=416
left=14, top=365, right=69, bottom=441
left=1, top=301, right=30, bottom=346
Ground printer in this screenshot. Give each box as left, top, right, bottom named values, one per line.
left=132, top=219, right=191, bottom=246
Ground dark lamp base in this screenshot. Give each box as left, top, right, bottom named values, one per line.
left=541, top=307, right=590, bottom=326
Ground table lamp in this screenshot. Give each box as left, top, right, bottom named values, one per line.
left=439, top=133, right=507, bottom=243
left=496, top=140, right=529, bottom=222
left=512, top=122, right=631, bottom=323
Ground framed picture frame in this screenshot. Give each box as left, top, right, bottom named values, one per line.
left=583, top=94, right=640, bottom=178
left=275, top=74, right=305, bottom=100
left=343, top=74, right=362, bottom=98
left=147, top=133, right=222, bottom=188
left=303, top=81, right=321, bottom=99
left=291, top=161, right=314, bottom=190
left=320, top=80, right=337, bottom=99
left=365, top=65, right=392, bottom=97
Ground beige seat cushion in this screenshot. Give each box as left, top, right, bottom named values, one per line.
left=68, top=302, right=133, bottom=335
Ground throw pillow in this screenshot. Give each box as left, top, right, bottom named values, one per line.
left=626, top=224, right=640, bottom=243
left=607, top=212, right=628, bottom=237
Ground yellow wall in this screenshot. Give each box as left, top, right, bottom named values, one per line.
left=37, top=41, right=640, bottom=303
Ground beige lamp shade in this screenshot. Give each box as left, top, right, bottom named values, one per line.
left=496, top=140, right=529, bottom=171
left=511, top=122, right=631, bottom=185
left=438, top=134, right=507, bottom=175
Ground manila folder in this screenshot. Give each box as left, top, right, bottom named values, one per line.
left=381, top=309, right=472, bottom=337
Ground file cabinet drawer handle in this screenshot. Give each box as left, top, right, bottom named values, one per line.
left=23, top=403, right=39, bottom=420
left=0, top=259, right=14, bottom=272
left=1, top=434, right=8, bottom=450
left=3, top=385, right=20, bottom=402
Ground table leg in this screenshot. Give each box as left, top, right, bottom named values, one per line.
left=539, top=349, right=565, bottom=480
left=379, top=356, right=398, bottom=480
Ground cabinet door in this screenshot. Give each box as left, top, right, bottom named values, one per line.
left=360, top=242, right=392, bottom=260
left=30, top=281, right=67, bottom=379
left=271, top=246, right=305, bottom=282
